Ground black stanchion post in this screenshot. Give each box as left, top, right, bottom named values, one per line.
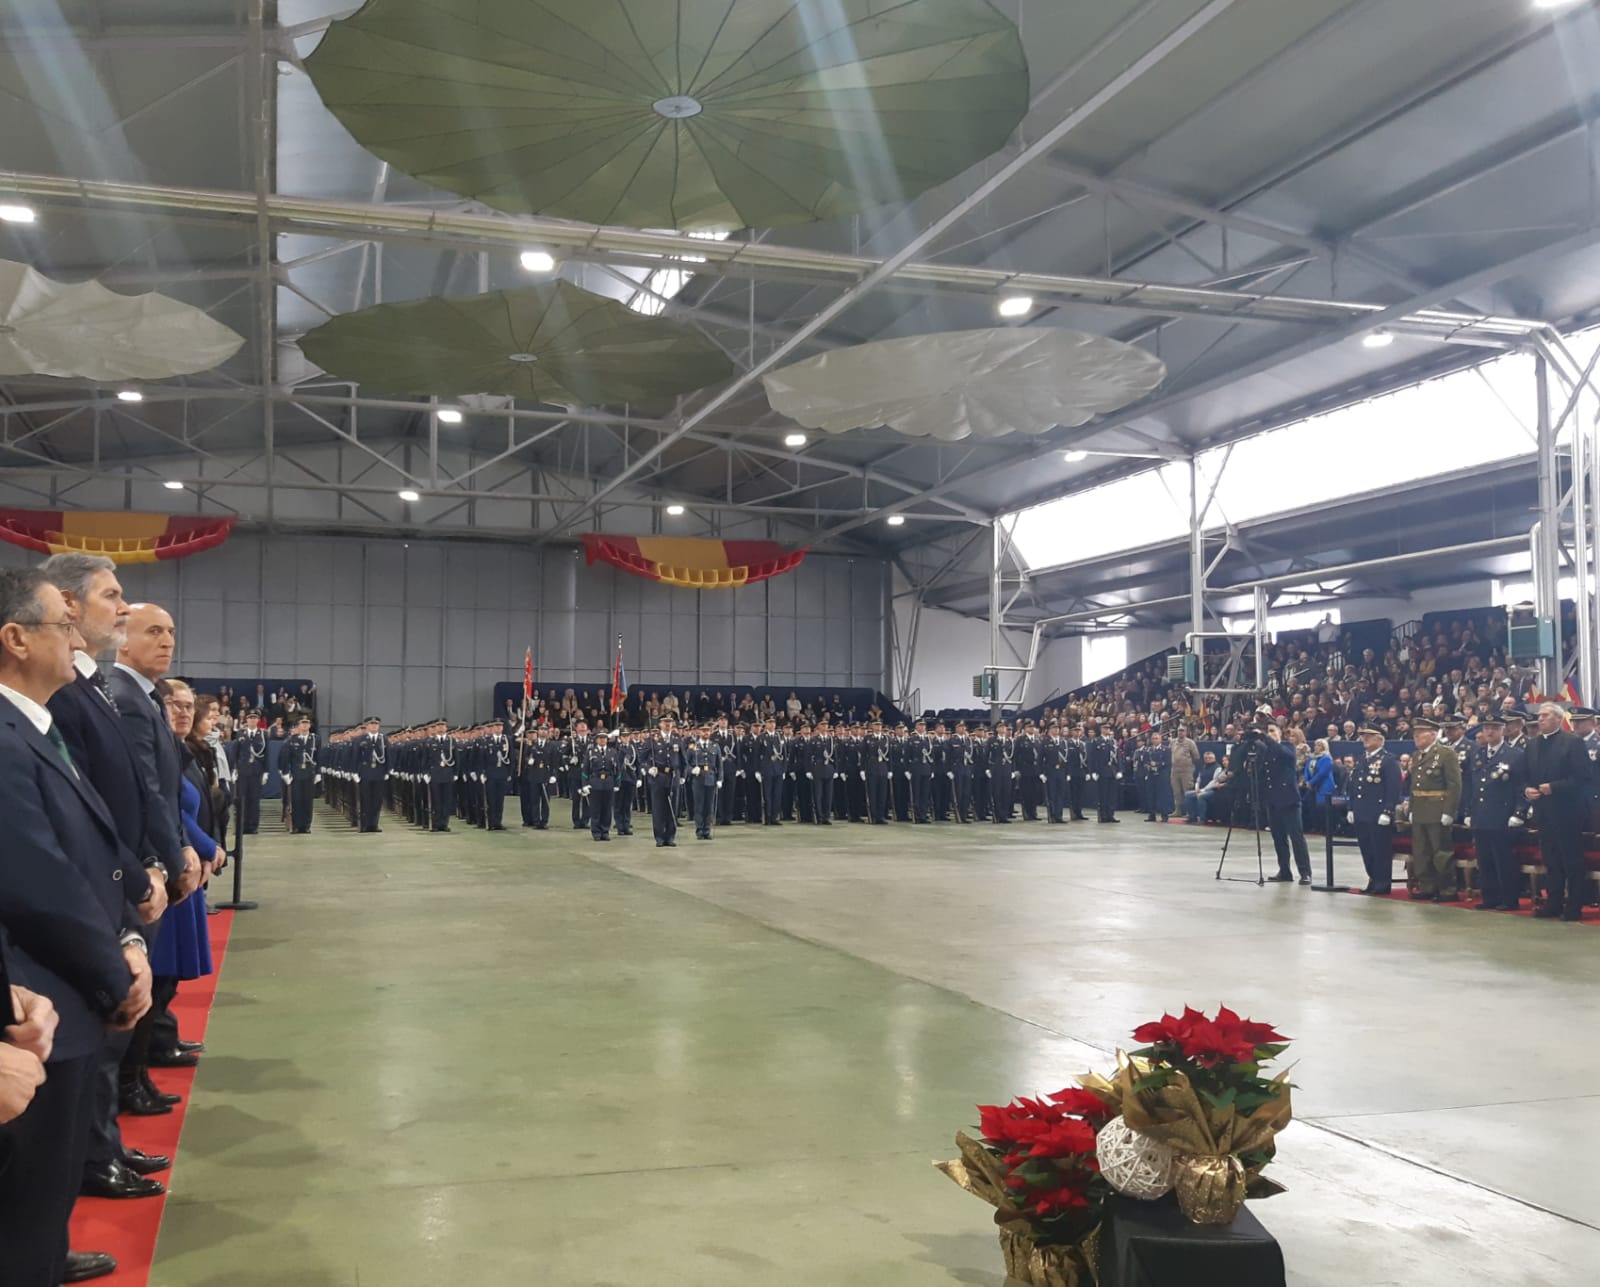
left=213, top=785, right=259, bottom=912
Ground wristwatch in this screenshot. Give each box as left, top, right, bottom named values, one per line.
left=119, top=931, right=149, bottom=953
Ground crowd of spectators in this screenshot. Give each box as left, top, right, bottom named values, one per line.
left=501, top=687, right=884, bottom=733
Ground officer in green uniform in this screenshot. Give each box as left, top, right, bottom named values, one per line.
left=1408, top=717, right=1463, bottom=901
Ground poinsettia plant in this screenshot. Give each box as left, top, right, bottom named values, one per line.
left=968, top=1088, right=1116, bottom=1244
left=1127, top=1005, right=1290, bottom=1176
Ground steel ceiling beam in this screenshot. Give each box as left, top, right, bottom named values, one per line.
left=0, top=169, right=1539, bottom=341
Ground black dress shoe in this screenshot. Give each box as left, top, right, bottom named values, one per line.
left=117, top=1083, right=174, bottom=1117
left=121, top=1147, right=172, bottom=1175
left=1298, top=876, right=1312, bottom=886
left=176, top=1038, right=205, bottom=1054
left=81, top=1158, right=166, bottom=1199
left=63, top=1251, right=117, bottom=1283
left=1267, top=874, right=1294, bottom=882
left=140, top=1072, right=181, bottom=1106
left=148, top=1048, right=200, bottom=1068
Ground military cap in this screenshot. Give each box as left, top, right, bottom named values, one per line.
left=1358, top=724, right=1384, bottom=736
left=1482, top=715, right=1505, bottom=727
left=1412, top=717, right=1439, bottom=731
left=1504, top=710, right=1526, bottom=723
left=1573, top=707, right=1598, bottom=718
left=363, top=714, right=380, bottom=723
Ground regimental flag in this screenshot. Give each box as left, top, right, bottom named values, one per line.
left=523, top=647, right=534, bottom=707
left=582, top=534, right=805, bottom=589
left=0, top=509, right=235, bottom=564
left=1565, top=677, right=1582, bottom=707
left=610, top=635, right=626, bottom=715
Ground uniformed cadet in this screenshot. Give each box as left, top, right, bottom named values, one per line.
left=1042, top=725, right=1069, bottom=824
left=712, top=715, right=737, bottom=826
left=1348, top=725, right=1403, bottom=895
left=283, top=714, right=318, bottom=834
left=428, top=720, right=456, bottom=832
left=758, top=718, right=786, bottom=826
left=614, top=728, right=639, bottom=836
left=1465, top=716, right=1526, bottom=910
left=1066, top=724, right=1090, bottom=820
left=1406, top=718, right=1463, bottom=900
left=234, top=710, right=268, bottom=834
left=863, top=720, right=891, bottom=823
left=483, top=721, right=515, bottom=831
left=908, top=719, right=935, bottom=823
left=582, top=730, right=619, bottom=841
left=1142, top=730, right=1174, bottom=822
left=971, top=724, right=992, bottom=820
left=687, top=726, right=722, bottom=840
left=356, top=715, right=387, bottom=832
left=1087, top=723, right=1120, bottom=823
left=1015, top=726, right=1041, bottom=822
left=565, top=720, right=591, bottom=830
left=990, top=722, right=1016, bottom=822
left=948, top=721, right=975, bottom=823
left=646, top=715, right=685, bottom=846
left=737, top=724, right=763, bottom=823
left=806, top=721, right=836, bottom=825
left=1573, top=706, right=1600, bottom=835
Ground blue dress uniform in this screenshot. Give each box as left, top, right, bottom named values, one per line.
left=484, top=729, right=514, bottom=830
left=687, top=736, right=722, bottom=839
left=989, top=730, right=1016, bottom=823
left=1042, top=733, right=1069, bottom=823
left=758, top=725, right=787, bottom=826
left=582, top=736, right=619, bottom=840
left=614, top=735, right=638, bottom=836
left=645, top=723, right=685, bottom=846
left=565, top=729, right=590, bottom=829
left=356, top=721, right=388, bottom=832
left=908, top=725, right=936, bottom=823
left=1142, top=740, right=1174, bottom=821
left=949, top=728, right=975, bottom=822
left=1015, top=733, right=1041, bottom=822
left=235, top=722, right=267, bottom=833
left=1066, top=730, right=1090, bottom=820
left=1261, top=734, right=1312, bottom=882
left=737, top=728, right=763, bottom=823
left=1350, top=729, right=1403, bottom=894
left=1088, top=730, right=1120, bottom=823
left=712, top=721, right=737, bottom=825
left=807, top=730, right=836, bottom=825
left=1466, top=724, right=1526, bottom=909
left=427, top=724, right=456, bottom=832
left=283, top=723, right=318, bottom=833
left=864, top=726, right=891, bottom=823
left=971, top=731, right=992, bottom=820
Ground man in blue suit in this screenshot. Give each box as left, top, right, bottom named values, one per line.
left=1260, top=723, right=1312, bottom=884
left=0, top=568, right=153, bottom=1287
left=43, top=554, right=178, bottom=1198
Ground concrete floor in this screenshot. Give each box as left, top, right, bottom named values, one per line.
left=154, top=809, right=1600, bottom=1286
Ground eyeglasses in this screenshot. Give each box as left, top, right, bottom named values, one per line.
left=17, top=619, right=76, bottom=636
left=166, top=700, right=196, bottom=712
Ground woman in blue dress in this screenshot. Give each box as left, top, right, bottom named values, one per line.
left=151, top=681, right=215, bottom=1015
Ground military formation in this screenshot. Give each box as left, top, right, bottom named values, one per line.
left=295, top=714, right=1197, bottom=842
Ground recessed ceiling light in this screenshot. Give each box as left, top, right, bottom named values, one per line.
left=783, top=432, right=807, bottom=448
left=116, top=389, right=143, bottom=403
left=997, top=295, right=1033, bottom=318
left=665, top=503, right=686, bottom=516
left=886, top=514, right=906, bottom=527
left=0, top=204, right=35, bottom=223
left=163, top=480, right=184, bottom=491
left=436, top=408, right=463, bottom=424
left=1362, top=329, right=1395, bottom=349
left=1062, top=449, right=1089, bottom=462
left=398, top=489, right=420, bottom=502
left=1534, top=0, right=1581, bottom=10
left=519, top=250, right=556, bottom=273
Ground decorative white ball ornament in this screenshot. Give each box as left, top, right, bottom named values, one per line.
left=1097, top=1116, right=1176, bottom=1200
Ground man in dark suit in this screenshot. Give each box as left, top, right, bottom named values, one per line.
left=0, top=568, right=153, bottom=1287
left=110, top=603, right=204, bottom=1105
left=1523, top=703, right=1591, bottom=921
left=42, top=554, right=177, bottom=1196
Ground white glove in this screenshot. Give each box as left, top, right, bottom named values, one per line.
left=548, top=776, right=558, bottom=786
left=581, top=785, right=591, bottom=797
left=1091, top=773, right=1100, bottom=781
left=281, top=774, right=291, bottom=785
left=1012, top=771, right=1020, bottom=780
left=1440, top=814, right=1453, bottom=826
left=1115, top=772, right=1124, bottom=780
left=649, top=767, right=659, bottom=777
left=315, top=774, right=323, bottom=784
left=946, top=771, right=955, bottom=780
left=860, top=771, right=867, bottom=781
left=1346, top=811, right=1355, bottom=825
left=1508, top=815, right=1525, bottom=828
left=736, top=769, right=746, bottom=778
left=1040, top=774, right=1047, bottom=783
left=905, top=771, right=912, bottom=780
left=261, top=773, right=269, bottom=785
left=1463, top=817, right=1472, bottom=828
left=985, top=770, right=992, bottom=779
left=755, top=772, right=762, bottom=783
left=1377, top=813, right=1391, bottom=827
left=692, top=767, right=702, bottom=776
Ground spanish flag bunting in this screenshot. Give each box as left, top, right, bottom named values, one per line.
left=0, top=509, right=235, bottom=564
left=582, top=534, right=806, bottom=589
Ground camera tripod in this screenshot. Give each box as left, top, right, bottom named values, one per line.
left=1214, top=743, right=1267, bottom=886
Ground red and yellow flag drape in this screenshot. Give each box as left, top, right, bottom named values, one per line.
left=0, top=510, right=236, bottom=564
left=582, top=534, right=806, bottom=589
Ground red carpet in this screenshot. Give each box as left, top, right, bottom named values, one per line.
left=1345, top=888, right=1594, bottom=924
left=68, top=910, right=234, bottom=1285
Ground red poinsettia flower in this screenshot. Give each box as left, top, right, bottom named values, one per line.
left=1025, top=1116, right=1098, bottom=1159
left=1134, top=1005, right=1285, bottom=1066
left=1212, top=1005, right=1287, bottom=1050
left=1046, top=1088, right=1117, bottom=1122
left=1030, top=1183, right=1092, bottom=1217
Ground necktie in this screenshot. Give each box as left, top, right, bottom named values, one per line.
left=89, top=669, right=119, bottom=713
left=46, top=723, right=79, bottom=778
